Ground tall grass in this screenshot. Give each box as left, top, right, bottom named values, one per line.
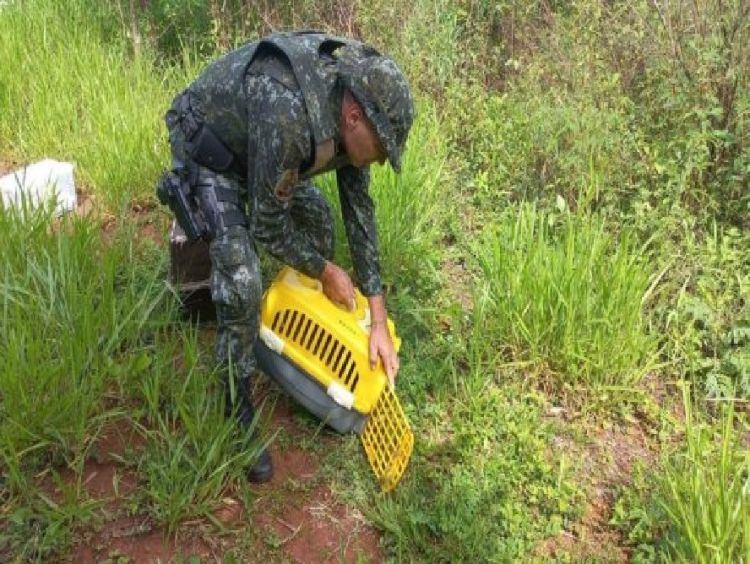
left=0, top=0, right=184, bottom=207
left=137, top=346, right=268, bottom=532
left=474, top=204, right=655, bottom=389
left=0, top=206, right=168, bottom=493
left=616, top=388, right=750, bottom=561
left=0, top=205, right=267, bottom=551
left=656, top=391, right=750, bottom=561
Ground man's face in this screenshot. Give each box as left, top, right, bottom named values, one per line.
left=340, top=99, right=388, bottom=168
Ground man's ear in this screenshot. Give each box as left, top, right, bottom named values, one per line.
left=342, top=93, right=364, bottom=128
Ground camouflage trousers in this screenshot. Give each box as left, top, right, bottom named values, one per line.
left=166, top=116, right=334, bottom=392
left=208, top=183, right=334, bottom=387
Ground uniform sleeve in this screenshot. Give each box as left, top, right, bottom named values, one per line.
left=248, top=74, right=328, bottom=279
left=337, top=165, right=383, bottom=296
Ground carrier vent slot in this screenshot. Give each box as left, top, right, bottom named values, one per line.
left=319, top=334, right=333, bottom=360
left=344, top=360, right=355, bottom=384
left=339, top=352, right=353, bottom=380
left=307, top=323, right=320, bottom=349
left=286, top=311, right=299, bottom=337
left=332, top=346, right=346, bottom=373
left=350, top=373, right=360, bottom=392
left=272, top=311, right=282, bottom=332
left=300, top=318, right=312, bottom=345
left=313, top=329, right=325, bottom=356
left=326, top=340, right=340, bottom=366
left=279, top=309, right=291, bottom=333
left=292, top=312, right=306, bottom=342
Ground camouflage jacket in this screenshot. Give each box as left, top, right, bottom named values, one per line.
left=187, top=33, right=383, bottom=296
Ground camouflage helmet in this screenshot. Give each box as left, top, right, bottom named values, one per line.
left=339, top=54, right=415, bottom=172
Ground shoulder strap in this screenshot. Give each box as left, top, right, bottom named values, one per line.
left=257, top=32, right=357, bottom=145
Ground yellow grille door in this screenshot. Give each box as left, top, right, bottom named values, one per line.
left=360, top=385, right=414, bottom=492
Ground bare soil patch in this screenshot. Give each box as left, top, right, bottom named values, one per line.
left=248, top=392, right=384, bottom=562
left=254, top=483, right=382, bottom=563
left=536, top=377, right=670, bottom=561
left=441, top=255, right=474, bottom=312
left=40, top=388, right=384, bottom=562
left=0, top=159, right=16, bottom=176
left=129, top=197, right=166, bottom=246
left=73, top=515, right=213, bottom=564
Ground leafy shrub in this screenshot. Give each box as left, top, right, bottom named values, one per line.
left=443, top=65, right=645, bottom=216
left=658, top=226, right=750, bottom=398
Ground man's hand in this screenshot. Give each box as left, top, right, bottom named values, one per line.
left=320, top=261, right=355, bottom=311
left=368, top=294, right=399, bottom=385
left=369, top=322, right=399, bottom=384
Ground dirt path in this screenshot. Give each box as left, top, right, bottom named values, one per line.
left=535, top=375, right=673, bottom=561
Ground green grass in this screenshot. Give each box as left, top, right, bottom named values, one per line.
left=658, top=397, right=750, bottom=561
left=654, top=224, right=750, bottom=399
left=0, top=206, right=166, bottom=487
left=137, top=356, right=268, bottom=532
left=0, top=0, right=186, bottom=208
left=316, top=304, right=581, bottom=562
left=614, top=387, right=750, bottom=562
left=326, top=373, right=580, bottom=562
left=0, top=206, right=268, bottom=556
left=0, top=205, right=166, bottom=558
left=473, top=203, right=656, bottom=390
left=2, top=0, right=750, bottom=561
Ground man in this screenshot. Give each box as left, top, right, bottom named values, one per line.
left=158, top=31, right=414, bottom=482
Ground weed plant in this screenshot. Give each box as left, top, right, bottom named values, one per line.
left=0, top=206, right=267, bottom=553
left=656, top=225, right=750, bottom=398
left=137, top=351, right=268, bottom=532
left=474, top=204, right=655, bottom=390
left=0, top=206, right=167, bottom=557
left=0, top=488, right=99, bottom=562
left=365, top=383, right=578, bottom=561
left=614, top=388, right=750, bottom=561
left=447, top=82, right=642, bottom=218
left=0, top=206, right=166, bottom=489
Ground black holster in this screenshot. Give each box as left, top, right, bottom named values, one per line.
left=156, top=171, right=207, bottom=241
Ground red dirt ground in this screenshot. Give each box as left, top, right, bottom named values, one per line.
left=48, top=392, right=383, bottom=563
left=248, top=397, right=384, bottom=563
left=535, top=376, right=667, bottom=561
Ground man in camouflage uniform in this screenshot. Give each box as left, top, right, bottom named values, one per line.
left=161, top=31, right=414, bottom=482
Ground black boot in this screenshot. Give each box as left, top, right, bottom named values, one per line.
left=226, top=377, right=274, bottom=483
left=247, top=448, right=273, bottom=483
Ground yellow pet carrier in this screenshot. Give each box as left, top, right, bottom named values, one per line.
left=254, top=267, right=413, bottom=492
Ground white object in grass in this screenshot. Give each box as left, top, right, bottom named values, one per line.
left=0, top=159, right=77, bottom=217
